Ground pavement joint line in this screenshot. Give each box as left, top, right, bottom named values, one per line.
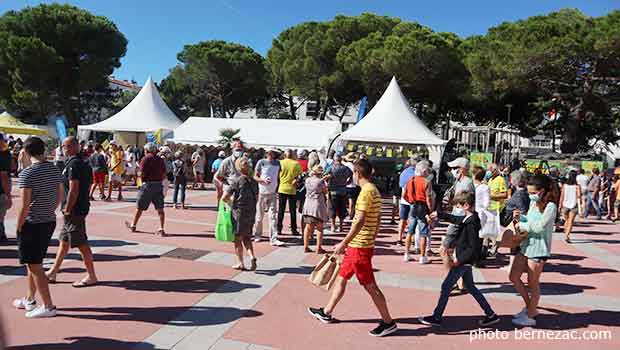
left=137, top=246, right=306, bottom=350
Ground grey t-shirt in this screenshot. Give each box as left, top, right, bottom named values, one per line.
left=255, top=159, right=280, bottom=194
left=587, top=175, right=601, bottom=192
left=215, top=156, right=241, bottom=184
left=455, top=176, right=475, bottom=195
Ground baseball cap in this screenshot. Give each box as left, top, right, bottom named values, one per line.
left=109, top=140, right=118, bottom=146
left=447, top=157, right=469, bottom=168
left=218, top=150, right=226, bottom=157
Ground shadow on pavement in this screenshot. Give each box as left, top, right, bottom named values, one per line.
left=479, top=282, right=595, bottom=296
left=255, top=265, right=313, bottom=276
left=100, top=278, right=259, bottom=294
left=59, top=305, right=262, bottom=326
left=543, top=262, right=618, bottom=275
left=10, top=336, right=160, bottom=350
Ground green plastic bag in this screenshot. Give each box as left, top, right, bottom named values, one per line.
left=215, top=201, right=235, bottom=242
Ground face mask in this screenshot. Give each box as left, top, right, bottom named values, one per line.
left=453, top=207, right=465, bottom=216
left=451, top=168, right=460, bottom=179
left=233, top=150, right=243, bottom=158
left=529, top=193, right=541, bottom=202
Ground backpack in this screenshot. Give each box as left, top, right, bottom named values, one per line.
left=403, top=176, right=416, bottom=204
left=173, top=160, right=185, bottom=177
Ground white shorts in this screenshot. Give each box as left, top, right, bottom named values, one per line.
left=109, top=173, right=122, bottom=183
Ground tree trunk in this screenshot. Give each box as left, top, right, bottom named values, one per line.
left=287, top=95, right=297, bottom=120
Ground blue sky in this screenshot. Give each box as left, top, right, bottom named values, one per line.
left=1, top=0, right=618, bottom=85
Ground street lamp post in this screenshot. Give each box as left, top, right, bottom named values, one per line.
left=505, top=104, right=513, bottom=165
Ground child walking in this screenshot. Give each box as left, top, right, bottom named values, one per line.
left=419, top=191, right=500, bottom=327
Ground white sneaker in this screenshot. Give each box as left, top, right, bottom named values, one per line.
left=403, top=254, right=410, bottom=262
left=419, top=256, right=430, bottom=264
left=271, top=239, right=285, bottom=247
left=253, top=237, right=261, bottom=242
left=13, top=297, right=37, bottom=311
left=512, top=314, right=536, bottom=327
left=25, top=305, right=57, bottom=318
left=513, top=307, right=527, bottom=320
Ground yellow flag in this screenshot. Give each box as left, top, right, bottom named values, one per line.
left=346, top=143, right=354, bottom=151
left=386, top=148, right=393, bottom=158
left=154, top=129, right=162, bottom=145
left=101, top=139, right=110, bottom=150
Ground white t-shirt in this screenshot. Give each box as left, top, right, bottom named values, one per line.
left=562, top=184, right=578, bottom=209
left=255, top=159, right=280, bottom=194
left=343, top=161, right=356, bottom=188
left=475, top=183, right=491, bottom=213
left=54, top=147, right=65, bottom=162
left=576, top=174, right=589, bottom=193
left=191, top=151, right=205, bottom=172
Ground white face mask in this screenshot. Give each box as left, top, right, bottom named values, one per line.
left=233, top=150, right=243, bottom=159
left=453, top=207, right=465, bottom=216
left=451, top=168, right=460, bottom=180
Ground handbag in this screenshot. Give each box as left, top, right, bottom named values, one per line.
left=499, top=206, right=513, bottom=227
left=497, top=221, right=526, bottom=249
left=215, top=201, right=235, bottom=242
left=308, top=254, right=341, bottom=291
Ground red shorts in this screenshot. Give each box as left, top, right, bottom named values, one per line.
left=93, top=171, right=106, bottom=184
left=339, top=247, right=375, bottom=285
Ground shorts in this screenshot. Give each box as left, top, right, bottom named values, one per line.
left=232, top=208, right=256, bottom=235
left=561, top=206, right=578, bottom=216
left=339, top=247, right=375, bottom=285
left=93, top=171, right=106, bottom=184
left=527, top=255, right=549, bottom=263
left=17, top=221, right=56, bottom=264
left=109, top=173, right=122, bottom=183
left=614, top=200, right=620, bottom=209
left=59, top=215, right=88, bottom=248
left=346, top=186, right=360, bottom=201
left=303, top=215, right=324, bottom=225
left=399, top=203, right=411, bottom=220
left=137, top=182, right=165, bottom=211
left=408, top=215, right=430, bottom=237
left=329, top=192, right=348, bottom=219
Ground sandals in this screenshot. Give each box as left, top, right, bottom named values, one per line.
left=232, top=264, right=246, bottom=271
left=156, top=229, right=166, bottom=237
left=72, top=277, right=97, bottom=288
left=124, top=221, right=137, bottom=232
left=46, top=271, right=57, bottom=284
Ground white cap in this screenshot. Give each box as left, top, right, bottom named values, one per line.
left=109, top=140, right=118, bottom=146
left=447, top=157, right=469, bottom=169
left=218, top=150, right=226, bottom=157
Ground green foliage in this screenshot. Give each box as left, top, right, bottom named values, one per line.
left=218, top=128, right=241, bottom=148
left=0, top=3, right=127, bottom=127
left=462, top=9, right=620, bottom=152
left=161, top=40, right=268, bottom=119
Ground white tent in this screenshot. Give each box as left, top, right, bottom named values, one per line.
left=172, top=117, right=342, bottom=151
left=339, top=76, right=446, bottom=165
left=78, top=77, right=182, bottom=134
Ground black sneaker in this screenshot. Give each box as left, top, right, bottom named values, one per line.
left=369, top=320, right=398, bottom=337
left=308, top=307, right=334, bottom=324
left=479, top=314, right=500, bottom=327
left=419, top=315, right=441, bottom=326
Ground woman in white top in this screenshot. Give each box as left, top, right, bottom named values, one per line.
left=473, top=167, right=498, bottom=252
left=124, top=146, right=137, bottom=185
left=559, top=170, right=581, bottom=243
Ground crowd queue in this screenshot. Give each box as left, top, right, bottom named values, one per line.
left=2, top=133, right=619, bottom=337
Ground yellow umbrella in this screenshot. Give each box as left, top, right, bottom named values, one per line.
left=0, top=111, right=48, bottom=136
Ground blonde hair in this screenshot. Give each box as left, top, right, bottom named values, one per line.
left=235, top=157, right=251, bottom=175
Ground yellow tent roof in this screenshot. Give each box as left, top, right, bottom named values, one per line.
left=0, top=111, right=48, bottom=136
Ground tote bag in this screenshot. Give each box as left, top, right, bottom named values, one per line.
left=309, top=254, right=341, bottom=291
left=215, top=201, right=235, bottom=242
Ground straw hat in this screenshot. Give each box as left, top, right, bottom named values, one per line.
left=311, top=165, right=324, bottom=176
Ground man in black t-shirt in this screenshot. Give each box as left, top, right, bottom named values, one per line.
left=46, top=137, right=98, bottom=287
left=0, top=133, right=12, bottom=241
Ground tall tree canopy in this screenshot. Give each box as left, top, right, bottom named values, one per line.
left=462, top=9, right=620, bottom=153
left=267, top=13, right=468, bottom=124
left=161, top=40, right=268, bottom=119
left=0, top=3, right=127, bottom=128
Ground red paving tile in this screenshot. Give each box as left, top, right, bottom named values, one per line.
left=2, top=249, right=239, bottom=349
left=226, top=274, right=619, bottom=350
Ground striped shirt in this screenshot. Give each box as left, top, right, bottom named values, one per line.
left=348, top=182, right=382, bottom=248
left=18, top=161, right=62, bottom=224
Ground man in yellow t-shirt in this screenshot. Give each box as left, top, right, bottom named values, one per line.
left=308, top=159, right=397, bottom=337
left=488, top=163, right=508, bottom=212
left=107, top=141, right=125, bottom=201
left=277, top=149, right=302, bottom=235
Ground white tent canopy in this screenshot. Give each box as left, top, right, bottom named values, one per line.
left=78, top=77, right=182, bottom=133
left=340, top=76, right=446, bottom=145
left=172, top=117, right=342, bottom=151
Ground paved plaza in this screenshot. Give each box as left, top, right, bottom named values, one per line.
left=1, top=182, right=619, bottom=350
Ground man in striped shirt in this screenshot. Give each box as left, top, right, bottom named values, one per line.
left=13, top=137, right=64, bottom=318
left=308, top=159, right=397, bottom=337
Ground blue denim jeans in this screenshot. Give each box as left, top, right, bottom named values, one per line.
left=585, top=191, right=602, bottom=218
left=173, top=176, right=187, bottom=204
left=432, top=264, right=495, bottom=320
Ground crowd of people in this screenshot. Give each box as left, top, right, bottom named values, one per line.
left=4, top=133, right=620, bottom=338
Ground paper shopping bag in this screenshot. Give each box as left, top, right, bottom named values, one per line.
left=308, top=254, right=341, bottom=291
